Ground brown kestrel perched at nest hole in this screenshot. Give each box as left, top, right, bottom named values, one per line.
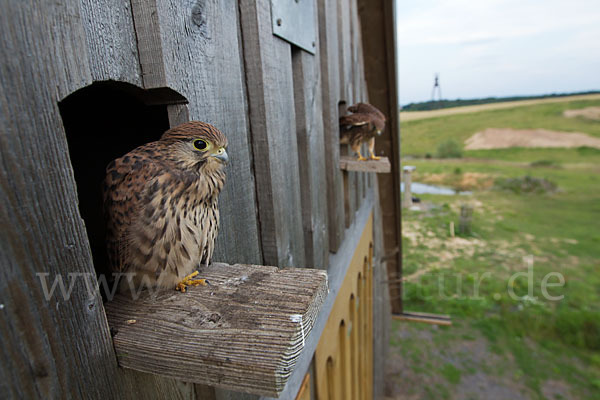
left=103, top=121, right=228, bottom=293
left=339, top=102, right=386, bottom=161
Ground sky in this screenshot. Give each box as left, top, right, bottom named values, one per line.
left=395, top=0, right=600, bottom=106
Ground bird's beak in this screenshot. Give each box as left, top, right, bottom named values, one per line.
left=213, top=148, right=229, bottom=164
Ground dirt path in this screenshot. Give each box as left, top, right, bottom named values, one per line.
left=464, top=128, right=600, bottom=150
left=564, top=106, right=600, bottom=120
left=400, top=94, right=600, bottom=121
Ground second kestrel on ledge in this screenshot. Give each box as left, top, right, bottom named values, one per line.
left=103, top=121, right=229, bottom=294
left=339, top=102, right=386, bottom=161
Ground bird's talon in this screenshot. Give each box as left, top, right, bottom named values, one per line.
left=370, top=155, right=381, bottom=160
left=357, top=155, right=367, bottom=161
left=175, top=271, right=208, bottom=292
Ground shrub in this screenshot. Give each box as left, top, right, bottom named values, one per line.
left=436, top=139, right=463, bottom=158
left=494, top=175, right=557, bottom=194
left=554, top=309, right=600, bottom=350
left=530, top=160, right=561, bottom=168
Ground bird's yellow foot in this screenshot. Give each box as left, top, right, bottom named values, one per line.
left=175, top=271, right=208, bottom=293
left=369, top=155, right=381, bottom=160
left=357, top=155, right=367, bottom=161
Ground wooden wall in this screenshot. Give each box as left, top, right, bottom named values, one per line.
left=0, top=0, right=391, bottom=398
left=356, top=0, right=403, bottom=315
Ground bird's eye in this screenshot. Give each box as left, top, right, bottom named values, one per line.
left=193, top=139, right=208, bottom=151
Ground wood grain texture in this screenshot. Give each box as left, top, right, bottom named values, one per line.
left=337, top=0, right=358, bottom=230
left=357, top=0, right=403, bottom=314
left=151, top=0, right=262, bottom=266
left=292, top=46, right=329, bottom=270
left=130, top=0, right=167, bottom=88
left=104, top=263, right=328, bottom=397
left=349, top=0, right=365, bottom=213
left=339, top=156, right=391, bottom=173
left=1, top=2, right=240, bottom=399
left=343, top=170, right=355, bottom=228
left=337, top=0, right=353, bottom=102
left=0, top=2, right=107, bottom=399
left=239, top=0, right=305, bottom=268
left=167, top=104, right=191, bottom=127
left=317, top=0, right=345, bottom=252
left=78, top=0, right=143, bottom=85
left=1, top=2, right=132, bottom=398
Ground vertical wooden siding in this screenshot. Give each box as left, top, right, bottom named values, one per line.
left=239, top=0, right=306, bottom=268
left=1, top=0, right=380, bottom=398
left=357, top=0, right=403, bottom=314
left=317, top=0, right=344, bottom=253
left=146, top=0, right=263, bottom=266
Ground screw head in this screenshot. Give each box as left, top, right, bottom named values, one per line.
left=276, top=18, right=282, bottom=26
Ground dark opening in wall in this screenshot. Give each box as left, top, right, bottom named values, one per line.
left=59, top=81, right=187, bottom=283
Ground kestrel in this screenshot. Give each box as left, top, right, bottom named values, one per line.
left=102, top=121, right=228, bottom=293
left=339, top=102, right=386, bottom=161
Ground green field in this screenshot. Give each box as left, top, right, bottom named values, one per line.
left=386, top=98, right=600, bottom=399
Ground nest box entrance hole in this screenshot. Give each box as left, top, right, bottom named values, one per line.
left=58, top=81, right=188, bottom=285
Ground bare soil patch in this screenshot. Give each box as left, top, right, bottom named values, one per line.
left=464, top=128, right=600, bottom=150
left=564, top=106, right=600, bottom=121
left=416, top=171, right=495, bottom=191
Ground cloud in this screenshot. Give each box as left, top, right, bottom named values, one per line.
left=395, top=0, right=600, bottom=104
left=397, top=0, right=600, bottom=47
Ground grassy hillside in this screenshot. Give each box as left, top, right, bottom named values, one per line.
left=400, top=98, right=600, bottom=158
left=401, top=92, right=600, bottom=111
left=387, top=98, right=600, bottom=399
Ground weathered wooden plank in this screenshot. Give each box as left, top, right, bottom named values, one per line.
left=167, top=104, right=191, bottom=127
left=130, top=0, right=167, bottom=88
left=292, top=46, right=329, bottom=270
left=337, top=0, right=353, bottom=102
left=350, top=0, right=365, bottom=211
left=317, top=0, right=345, bottom=252
left=393, top=313, right=453, bottom=326
left=78, top=0, right=143, bottom=85
left=357, top=0, right=403, bottom=314
left=343, top=169, right=355, bottom=228
left=149, top=0, right=262, bottom=266
left=339, top=156, right=391, bottom=173
left=0, top=2, right=211, bottom=399
left=105, top=263, right=328, bottom=397
left=338, top=0, right=359, bottom=229
left=239, top=0, right=305, bottom=267
left=1, top=4, right=99, bottom=400
left=1, top=2, right=116, bottom=398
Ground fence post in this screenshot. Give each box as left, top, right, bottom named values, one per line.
left=402, top=166, right=416, bottom=208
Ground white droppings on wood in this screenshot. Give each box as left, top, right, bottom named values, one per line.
left=290, top=314, right=305, bottom=347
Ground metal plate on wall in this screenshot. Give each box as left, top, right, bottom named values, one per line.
left=271, top=0, right=316, bottom=54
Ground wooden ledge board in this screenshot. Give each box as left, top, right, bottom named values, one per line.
left=104, top=263, right=328, bottom=397
left=393, top=312, right=452, bottom=326
left=339, top=155, right=391, bottom=173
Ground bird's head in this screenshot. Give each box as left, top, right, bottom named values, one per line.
left=160, top=121, right=229, bottom=172
left=373, top=117, right=385, bottom=136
